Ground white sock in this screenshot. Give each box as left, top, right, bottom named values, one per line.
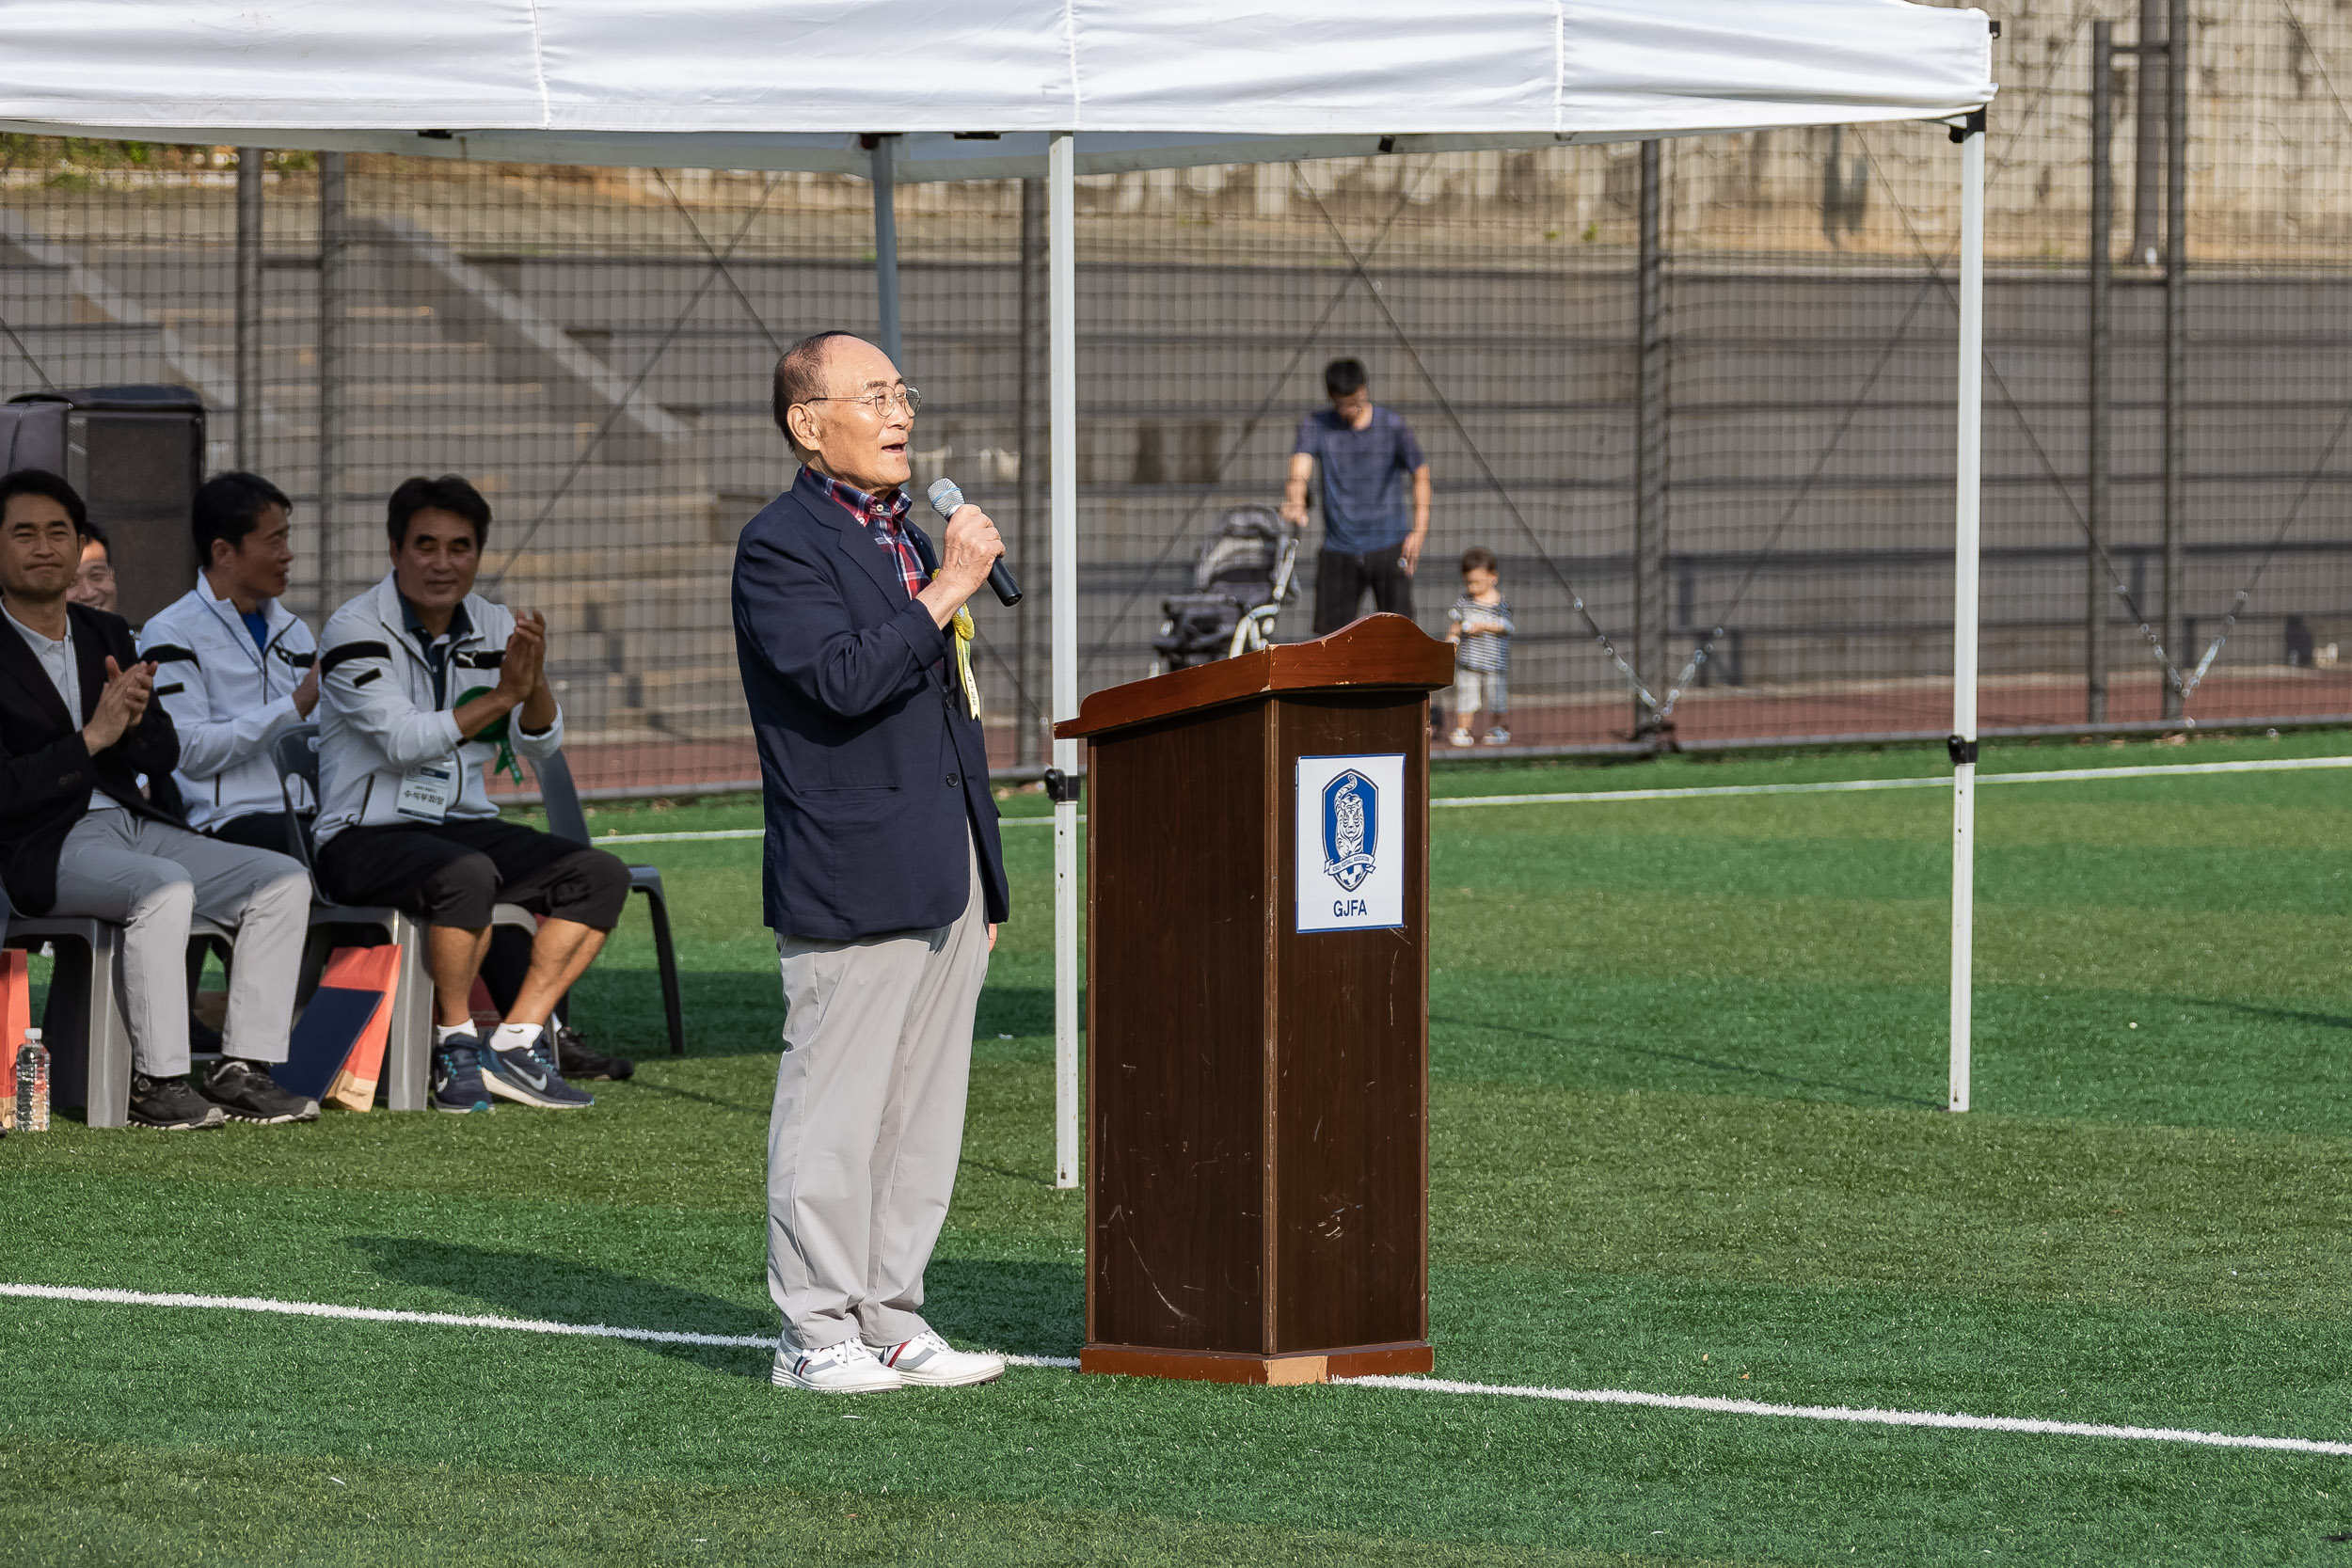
left=434, top=1022, right=475, bottom=1046
left=490, top=1022, right=544, bottom=1054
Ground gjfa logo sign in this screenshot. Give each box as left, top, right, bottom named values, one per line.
left=1295, top=752, right=1405, bottom=932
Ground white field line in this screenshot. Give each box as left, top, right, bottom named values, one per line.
left=0, top=1283, right=1075, bottom=1370
left=1340, top=1374, right=2352, bottom=1457
left=594, top=827, right=763, bottom=844
left=8, top=1281, right=2344, bottom=1456
left=596, top=823, right=1068, bottom=843
left=590, top=755, right=2352, bottom=842
left=1429, top=753, right=2352, bottom=810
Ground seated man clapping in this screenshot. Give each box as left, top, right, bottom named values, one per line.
left=312, top=475, right=630, bottom=1114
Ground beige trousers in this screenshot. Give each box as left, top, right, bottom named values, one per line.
left=48, top=810, right=311, bottom=1076
left=765, top=835, right=989, bottom=1349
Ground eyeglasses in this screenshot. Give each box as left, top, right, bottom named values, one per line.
left=802, top=384, right=921, bottom=417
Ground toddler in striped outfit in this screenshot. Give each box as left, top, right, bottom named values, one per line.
left=1445, top=546, right=1512, bottom=746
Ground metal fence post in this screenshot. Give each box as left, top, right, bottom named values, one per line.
left=2134, top=0, right=2166, bottom=267
left=2161, top=0, right=2186, bottom=721
left=1017, top=176, right=1045, bottom=767
left=235, top=148, right=262, bottom=472
left=316, top=151, right=346, bottom=621
left=2088, top=25, right=2112, bottom=725
left=1632, top=139, right=1667, bottom=741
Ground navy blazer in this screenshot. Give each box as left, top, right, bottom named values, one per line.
left=731, top=471, right=1009, bottom=941
left=0, top=602, right=183, bottom=914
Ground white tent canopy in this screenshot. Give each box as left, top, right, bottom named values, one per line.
left=0, top=2, right=1997, bottom=1162
left=8, top=1, right=1991, bottom=147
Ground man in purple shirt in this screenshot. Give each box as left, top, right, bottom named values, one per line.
left=1280, top=357, right=1432, bottom=635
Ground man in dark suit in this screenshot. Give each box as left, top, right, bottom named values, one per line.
left=733, top=331, right=1011, bottom=1395
left=0, top=468, right=314, bottom=1129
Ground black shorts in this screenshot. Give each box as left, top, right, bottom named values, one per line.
left=1312, top=542, right=1414, bottom=635
left=317, top=817, right=630, bottom=933
left=206, top=811, right=303, bottom=857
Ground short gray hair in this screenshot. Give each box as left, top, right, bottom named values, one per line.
left=771, top=330, right=862, bottom=437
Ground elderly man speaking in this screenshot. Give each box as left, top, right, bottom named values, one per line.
left=733, top=331, right=1012, bottom=1395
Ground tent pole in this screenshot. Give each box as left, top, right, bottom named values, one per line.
left=1049, top=131, right=1080, bottom=1190
left=871, top=135, right=902, bottom=368
left=1949, top=118, right=1984, bottom=1115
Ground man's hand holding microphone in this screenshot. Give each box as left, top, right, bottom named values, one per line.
left=915, top=478, right=1021, bottom=629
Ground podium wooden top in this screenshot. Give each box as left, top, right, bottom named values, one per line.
left=1055, top=614, right=1455, bottom=740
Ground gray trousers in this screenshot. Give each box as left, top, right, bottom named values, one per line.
left=766, top=835, right=990, bottom=1350
left=49, top=811, right=311, bottom=1076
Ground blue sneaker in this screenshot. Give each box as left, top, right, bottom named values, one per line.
left=482, top=1034, right=595, bottom=1110
left=431, top=1037, right=494, bottom=1114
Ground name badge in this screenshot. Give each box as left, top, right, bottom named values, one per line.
left=395, top=759, right=459, bottom=823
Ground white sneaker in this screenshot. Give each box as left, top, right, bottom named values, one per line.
left=1448, top=727, right=1474, bottom=748
left=867, top=1330, right=1006, bottom=1387
left=772, top=1338, right=903, bottom=1394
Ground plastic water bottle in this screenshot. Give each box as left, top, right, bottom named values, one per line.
left=15, top=1027, right=48, bottom=1133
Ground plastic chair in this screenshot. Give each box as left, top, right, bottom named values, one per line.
left=269, top=723, right=535, bottom=1110
left=1, top=877, right=230, bottom=1129
left=529, top=749, right=685, bottom=1055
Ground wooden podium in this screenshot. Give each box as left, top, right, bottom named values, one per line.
left=1054, top=614, right=1454, bottom=1385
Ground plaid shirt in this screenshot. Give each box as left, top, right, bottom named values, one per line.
left=801, top=466, right=924, bottom=601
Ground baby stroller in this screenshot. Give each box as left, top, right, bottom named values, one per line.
left=1150, top=505, right=1302, bottom=674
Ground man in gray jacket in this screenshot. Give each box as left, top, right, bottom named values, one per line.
left=139, top=471, right=318, bottom=853
left=313, top=474, right=628, bottom=1114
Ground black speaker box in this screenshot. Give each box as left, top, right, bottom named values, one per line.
left=2, top=385, right=204, bottom=627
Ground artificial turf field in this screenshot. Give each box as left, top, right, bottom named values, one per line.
left=4, top=729, right=2351, bottom=1565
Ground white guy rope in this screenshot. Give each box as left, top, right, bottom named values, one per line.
left=1339, top=1374, right=2352, bottom=1457
left=584, top=754, right=2352, bottom=843
left=8, top=1282, right=2344, bottom=1457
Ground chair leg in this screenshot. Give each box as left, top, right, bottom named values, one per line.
left=85, top=927, right=133, bottom=1130
left=41, top=938, right=92, bottom=1118
left=383, top=914, right=432, bottom=1112
left=40, top=929, right=135, bottom=1128
left=90, top=926, right=135, bottom=1132
left=638, top=885, right=686, bottom=1056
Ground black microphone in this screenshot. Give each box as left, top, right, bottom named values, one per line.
left=926, top=477, right=1022, bottom=607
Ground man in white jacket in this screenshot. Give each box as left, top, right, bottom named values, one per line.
left=139, top=472, right=318, bottom=855
left=313, top=474, right=628, bottom=1114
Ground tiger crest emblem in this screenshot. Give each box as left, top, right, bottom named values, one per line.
left=1320, top=769, right=1378, bottom=893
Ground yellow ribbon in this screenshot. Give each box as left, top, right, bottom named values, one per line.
left=948, top=600, right=979, bottom=719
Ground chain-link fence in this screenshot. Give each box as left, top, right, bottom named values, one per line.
left=2, top=0, right=2348, bottom=796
